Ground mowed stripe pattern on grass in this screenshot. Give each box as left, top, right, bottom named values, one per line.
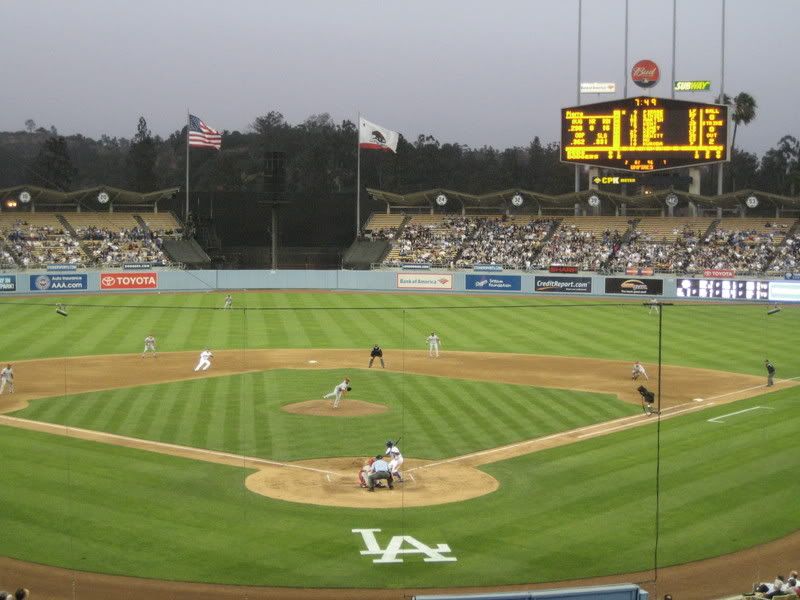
left=12, top=369, right=638, bottom=461
left=0, top=293, right=797, bottom=377
left=0, top=389, right=797, bottom=588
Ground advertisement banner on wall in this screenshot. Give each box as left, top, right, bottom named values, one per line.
left=100, top=272, right=159, bottom=290
left=396, top=273, right=453, bottom=290
left=605, top=277, right=663, bottom=296
left=549, top=265, right=579, bottom=274
left=703, top=269, right=736, bottom=278
left=0, top=275, right=16, bottom=291
left=534, top=276, right=592, bottom=293
left=30, top=274, right=88, bottom=291
left=768, top=281, right=800, bottom=303
left=47, top=264, right=77, bottom=272
left=626, top=266, right=654, bottom=276
left=465, top=274, right=521, bottom=291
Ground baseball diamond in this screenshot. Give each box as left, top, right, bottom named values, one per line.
left=0, top=291, right=797, bottom=600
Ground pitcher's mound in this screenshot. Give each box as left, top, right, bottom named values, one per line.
left=282, top=399, right=388, bottom=417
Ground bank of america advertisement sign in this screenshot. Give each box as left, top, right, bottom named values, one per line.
left=465, top=274, right=521, bottom=291
left=396, top=273, right=453, bottom=290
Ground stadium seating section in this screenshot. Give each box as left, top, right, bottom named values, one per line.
left=0, top=212, right=183, bottom=268
left=374, top=213, right=800, bottom=275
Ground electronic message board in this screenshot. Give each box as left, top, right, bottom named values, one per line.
left=561, top=96, right=728, bottom=172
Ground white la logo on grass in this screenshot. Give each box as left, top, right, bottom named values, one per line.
left=352, top=529, right=457, bottom=563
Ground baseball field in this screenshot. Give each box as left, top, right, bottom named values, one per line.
left=0, top=291, right=798, bottom=599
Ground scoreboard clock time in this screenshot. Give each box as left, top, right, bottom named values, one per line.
left=561, top=96, right=728, bottom=172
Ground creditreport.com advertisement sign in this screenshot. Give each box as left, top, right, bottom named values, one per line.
left=396, top=273, right=452, bottom=290
left=100, top=272, right=159, bottom=290
left=30, top=274, right=88, bottom=291
left=465, top=274, right=521, bottom=291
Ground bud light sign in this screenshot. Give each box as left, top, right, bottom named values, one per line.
left=465, top=274, right=521, bottom=291
left=30, top=274, right=88, bottom=291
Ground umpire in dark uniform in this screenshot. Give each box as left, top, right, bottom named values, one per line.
left=765, top=360, right=775, bottom=387
left=369, top=344, right=385, bottom=368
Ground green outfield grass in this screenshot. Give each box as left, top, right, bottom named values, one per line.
left=0, top=291, right=798, bottom=589
left=0, top=293, right=797, bottom=377
left=0, top=388, right=797, bottom=588
left=11, top=369, right=638, bottom=461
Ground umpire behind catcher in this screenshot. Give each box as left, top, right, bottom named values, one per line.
left=367, top=456, right=394, bottom=491
left=369, top=344, right=385, bottom=368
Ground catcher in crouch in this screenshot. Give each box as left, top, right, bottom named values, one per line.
left=323, top=377, right=351, bottom=408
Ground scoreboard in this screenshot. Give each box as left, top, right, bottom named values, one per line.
left=561, top=96, right=728, bottom=172
left=676, top=278, right=769, bottom=300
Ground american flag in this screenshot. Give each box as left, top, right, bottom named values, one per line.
left=188, top=114, right=222, bottom=149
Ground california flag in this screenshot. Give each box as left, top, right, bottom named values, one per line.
left=359, top=117, right=399, bottom=153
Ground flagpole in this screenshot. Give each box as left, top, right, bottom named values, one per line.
left=185, top=110, right=190, bottom=222
left=356, top=112, right=361, bottom=238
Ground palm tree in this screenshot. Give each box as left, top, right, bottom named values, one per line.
left=717, top=92, right=758, bottom=191
left=777, top=135, right=800, bottom=196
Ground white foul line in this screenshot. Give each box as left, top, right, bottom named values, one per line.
left=707, top=406, right=774, bottom=424
left=0, top=415, right=339, bottom=476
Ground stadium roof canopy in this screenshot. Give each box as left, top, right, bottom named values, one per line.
left=0, top=184, right=179, bottom=211
left=367, top=187, right=800, bottom=214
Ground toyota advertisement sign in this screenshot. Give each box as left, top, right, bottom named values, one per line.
left=465, top=274, right=521, bottom=291
left=100, top=272, right=159, bottom=290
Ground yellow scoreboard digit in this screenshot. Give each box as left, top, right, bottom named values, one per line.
left=561, top=96, right=728, bottom=172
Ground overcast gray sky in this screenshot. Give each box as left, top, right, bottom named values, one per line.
left=2, top=0, right=798, bottom=156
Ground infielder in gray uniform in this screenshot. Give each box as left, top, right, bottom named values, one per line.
left=0, top=364, right=14, bottom=394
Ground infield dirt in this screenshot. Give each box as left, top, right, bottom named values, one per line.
left=0, top=348, right=797, bottom=599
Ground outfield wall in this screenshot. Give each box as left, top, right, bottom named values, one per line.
left=1, top=269, right=798, bottom=302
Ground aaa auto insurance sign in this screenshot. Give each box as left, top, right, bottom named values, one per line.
left=396, top=273, right=453, bottom=290
left=100, top=272, right=158, bottom=290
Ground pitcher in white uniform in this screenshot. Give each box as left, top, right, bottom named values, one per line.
left=323, top=377, right=350, bottom=408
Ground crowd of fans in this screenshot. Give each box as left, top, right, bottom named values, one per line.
left=4, top=222, right=83, bottom=267
left=612, top=223, right=788, bottom=274
left=454, top=217, right=555, bottom=269
left=76, top=225, right=169, bottom=266
left=386, top=217, right=477, bottom=266
left=381, top=216, right=800, bottom=274
left=0, top=220, right=171, bottom=267
left=533, top=224, right=623, bottom=271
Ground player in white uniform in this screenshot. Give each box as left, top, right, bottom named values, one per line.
left=194, top=349, right=213, bottom=371
left=631, top=361, right=649, bottom=381
left=648, top=298, right=660, bottom=315
left=223, top=294, right=233, bottom=309
left=426, top=332, right=441, bottom=358
left=0, top=364, right=14, bottom=394
left=384, top=440, right=404, bottom=482
left=323, top=377, right=350, bottom=408
left=141, top=335, right=157, bottom=358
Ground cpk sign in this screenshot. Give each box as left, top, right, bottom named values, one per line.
left=631, top=59, right=660, bottom=88
left=100, top=272, right=158, bottom=290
